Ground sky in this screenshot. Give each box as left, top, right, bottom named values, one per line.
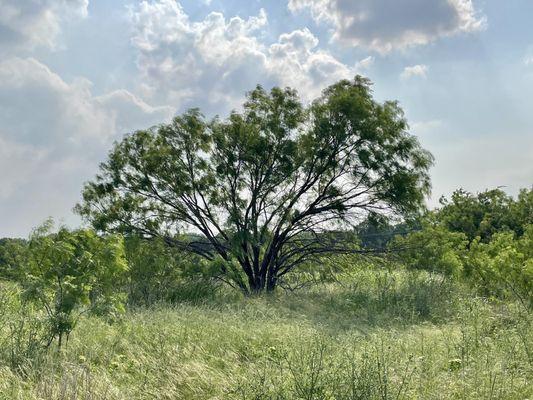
left=0, top=0, right=532, bottom=238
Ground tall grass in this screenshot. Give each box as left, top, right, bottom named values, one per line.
left=0, top=266, right=531, bottom=399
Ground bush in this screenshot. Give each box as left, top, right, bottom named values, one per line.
left=393, top=218, right=532, bottom=309
left=390, top=224, right=468, bottom=277
left=466, top=225, right=533, bottom=308
left=20, top=221, right=128, bottom=348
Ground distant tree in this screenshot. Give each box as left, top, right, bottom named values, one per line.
left=353, top=213, right=419, bottom=250
left=76, top=77, right=433, bottom=294
left=437, top=187, right=532, bottom=242
left=510, top=188, right=533, bottom=235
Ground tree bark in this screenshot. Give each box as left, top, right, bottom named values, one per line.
left=244, top=260, right=276, bottom=294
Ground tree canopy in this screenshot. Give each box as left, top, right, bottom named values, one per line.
left=437, top=187, right=533, bottom=242
left=77, top=76, right=433, bottom=293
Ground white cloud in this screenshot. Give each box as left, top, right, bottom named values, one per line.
left=267, top=28, right=353, bottom=99
left=0, top=58, right=108, bottom=149
left=525, top=56, right=533, bottom=66
left=401, top=64, right=428, bottom=80
left=0, top=0, right=89, bottom=53
left=94, top=90, right=174, bottom=134
left=355, top=56, right=374, bottom=71
left=0, top=57, right=174, bottom=237
left=288, top=0, right=486, bottom=52
left=0, top=57, right=173, bottom=147
left=130, top=0, right=356, bottom=113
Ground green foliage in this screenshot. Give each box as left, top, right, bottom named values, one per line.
left=0, top=282, right=48, bottom=374
left=125, top=236, right=185, bottom=305
left=390, top=223, right=468, bottom=277
left=124, top=236, right=221, bottom=305
left=437, top=187, right=532, bottom=242
left=77, top=76, right=433, bottom=293
left=0, top=238, right=28, bottom=281
left=392, top=191, right=532, bottom=308
left=21, top=221, right=128, bottom=347
left=466, top=225, right=533, bottom=308
left=512, top=188, right=533, bottom=233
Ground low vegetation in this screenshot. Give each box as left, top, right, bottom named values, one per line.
left=0, top=264, right=531, bottom=399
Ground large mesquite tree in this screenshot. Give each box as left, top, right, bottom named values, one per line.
left=77, top=77, right=433, bottom=293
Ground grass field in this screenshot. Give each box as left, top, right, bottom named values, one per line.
left=0, top=266, right=531, bottom=399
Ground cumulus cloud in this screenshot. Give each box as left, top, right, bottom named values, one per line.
left=94, top=90, right=174, bottom=135
left=0, top=0, right=89, bottom=53
left=401, top=64, right=428, bottom=80
left=268, top=28, right=353, bottom=99
left=0, top=58, right=108, bottom=149
left=0, top=57, right=174, bottom=236
left=130, top=0, right=356, bottom=114
left=288, top=0, right=486, bottom=52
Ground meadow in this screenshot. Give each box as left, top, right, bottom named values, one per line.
left=1, top=264, right=531, bottom=399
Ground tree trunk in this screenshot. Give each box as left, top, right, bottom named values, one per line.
left=266, top=276, right=277, bottom=292
left=248, top=273, right=266, bottom=295
left=244, top=261, right=279, bottom=295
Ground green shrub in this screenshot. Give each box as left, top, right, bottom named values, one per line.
left=20, top=221, right=128, bottom=348
left=466, top=225, right=533, bottom=308
left=390, top=224, right=467, bottom=277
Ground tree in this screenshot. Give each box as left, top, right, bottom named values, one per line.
left=22, top=221, right=127, bottom=348
left=353, top=213, right=418, bottom=250
left=510, top=188, right=533, bottom=236
left=436, top=187, right=533, bottom=243
left=76, top=77, right=433, bottom=294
